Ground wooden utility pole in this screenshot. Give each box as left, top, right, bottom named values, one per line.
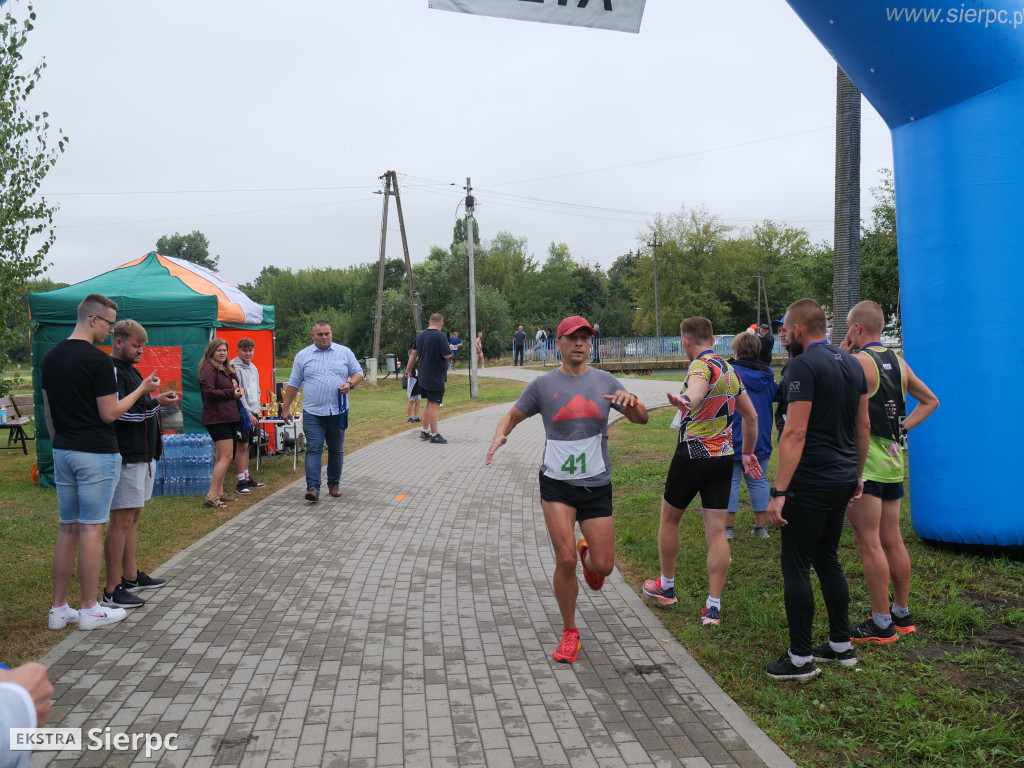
left=648, top=234, right=661, bottom=337
left=371, top=170, right=421, bottom=385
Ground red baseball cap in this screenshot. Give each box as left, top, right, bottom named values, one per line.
left=557, top=315, right=594, bottom=338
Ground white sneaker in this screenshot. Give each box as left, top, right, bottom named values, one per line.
left=78, top=605, right=127, bottom=630
left=47, top=605, right=80, bottom=630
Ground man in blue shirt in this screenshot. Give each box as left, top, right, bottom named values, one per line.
left=282, top=321, right=364, bottom=501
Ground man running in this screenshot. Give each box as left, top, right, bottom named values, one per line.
left=841, top=300, right=939, bottom=643
left=642, top=317, right=761, bottom=627
left=486, top=316, right=648, bottom=664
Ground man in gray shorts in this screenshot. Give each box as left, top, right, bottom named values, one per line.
left=486, top=315, right=649, bottom=664
left=101, top=320, right=178, bottom=610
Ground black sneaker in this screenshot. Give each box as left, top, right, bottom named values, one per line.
left=430, top=433, right=448, bottom=444
left=892, top=613, right=916, bottom=635
left=247, top=479, right=267, bottom=489
left=765, top=653, right=821, bottom=682
left=101, top=584, right=145, bottom=609
left=236, top=480, right=251, bottom=494
left=812, top=643, right=858, bottom=667
left=122, top=571, right=166, bottom=592
left=850, top=617, right=898, bottom=644
left=420, top=430, right=431, bottom=440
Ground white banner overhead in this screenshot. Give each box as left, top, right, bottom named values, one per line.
left=428, top=0, right=646, bottom=33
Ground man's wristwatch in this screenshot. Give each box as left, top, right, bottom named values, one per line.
left=769, top=487, right=794, bottom=499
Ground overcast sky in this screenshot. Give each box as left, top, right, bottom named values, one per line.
left=19, top=0, right=893, bottom=288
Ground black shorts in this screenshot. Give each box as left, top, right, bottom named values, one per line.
left=234, top=424, right=254, bottom=444
left=206, top=422, right=240, bottom=443
left=421, top=387, right=444, bottom=404
left=663, top=450, right=734, bottom=511
left=862, top=479, right=905, bottom=501
left=538, top=471, right=612, bottom=521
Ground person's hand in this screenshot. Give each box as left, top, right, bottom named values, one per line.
left=667, top=391, right=690, bottom=411
left=155, top=390, right=178, bottom=407
left=766, top=496, right=787, bottom=528
left=0, top=662, right=53, bottom=727
left=742, top=453, right=762, bottom=479
left=839, top=331, right=856, bottom=353
left=282, top=410, right=293, bottom=424
left=485, top=435, right=507, bottom=465
left=233, top=387, right=244, bottom=400
left=848, top=479, right=865, bottom=507
left=142, top=371, right=161, bottom=394
left=338, top=382, right=352, bottom=395
left=604, top=390, right=637, bottom=409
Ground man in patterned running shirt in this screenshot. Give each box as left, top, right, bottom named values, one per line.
left=486, top=316, right=649, bottom=664
left=643, top=317, right=761, bottom=627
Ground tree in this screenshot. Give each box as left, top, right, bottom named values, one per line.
left=860, top=169, right=899, bottom=330
left=452, top=217, right=479, bottom=250
left=156, top=230, right=219, bottom=271
left=1, top=4, right=67, bottom=394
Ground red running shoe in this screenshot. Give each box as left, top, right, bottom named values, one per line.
left=577, top=538, right=605, bottom=591
left=552, top=628, right=581, bottom=664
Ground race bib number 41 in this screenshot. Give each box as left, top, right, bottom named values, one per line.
left=543, top=435, right=605, bottom=481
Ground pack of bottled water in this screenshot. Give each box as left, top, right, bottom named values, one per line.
left=152, top=433, right=215, bottom=496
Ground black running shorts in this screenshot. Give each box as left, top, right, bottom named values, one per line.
left=663, top=450, right=734, bottom=511
left=538, top=471, right=613, bottom=521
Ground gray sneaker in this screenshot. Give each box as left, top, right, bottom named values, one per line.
left=430, top=433, right=448, bottom=444
left=752, top=526, right=770, bottom=538
left=725, top=525, right=735, bottom=540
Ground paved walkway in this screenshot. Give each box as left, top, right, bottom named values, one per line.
left=38, top=366, right=794, bottom=768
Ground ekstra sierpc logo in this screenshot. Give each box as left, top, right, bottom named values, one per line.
left=11, top=728, right=178, bottom=758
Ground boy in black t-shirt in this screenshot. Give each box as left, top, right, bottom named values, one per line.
left=41, top=294, right=160, bottom=632
left=409, top=313, right=452, bottom=444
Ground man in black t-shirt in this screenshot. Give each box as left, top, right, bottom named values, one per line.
left=409, top=312, right=452, bottom=444
left=758, top=324, right=774, bottom=365
left=41, top=294, right=160, bottom=632
left=764, top=298, right=869, bottom=682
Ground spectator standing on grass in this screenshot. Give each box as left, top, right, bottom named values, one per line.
left=592, top=323, right=602, bottom=363
left=764, top=298, right=869, bottom=681
left=230, top=338, right=267, bottom=494
left=42, top=294, right=160, bottom=632
left=726, top=331, right=777, bottom=539
left=841, top=300, right=939, bottom=644
left=408, top=313, right=451, bottom=444
left=101, top=320, right=177, bottom=611
left=198, top=338, right=244, bottom=510
left=282, top=321, right=364, bottom=502
left=475, top=331, right=485, bottom=369
left=642, top=317, right=761, bottom=627
left=531, top=325, right=547, bottom=362
left=449, top=331, right=462, bottom=371
left=513, top=325, right=526, bottom=366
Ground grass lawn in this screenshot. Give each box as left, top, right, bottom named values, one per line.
left=609, top=407, right=1024, bottom=768
left=0, top=372, right=524, bottom=667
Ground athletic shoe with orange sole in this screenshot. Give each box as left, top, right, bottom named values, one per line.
left=892, top=613, right=916, bottom=635
left=552, top=628, right=581, bottom=663
left=701, top=605, right=721, bottom=626
left=577, top=538, right=605, bottom=591
left=850, top=617, right=898, bottom=644
left=642, top=578, right=677, bottom=605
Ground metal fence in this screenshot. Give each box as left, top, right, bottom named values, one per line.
left=524, top=333, right=784, bottom=362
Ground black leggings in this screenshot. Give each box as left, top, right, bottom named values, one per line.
left=779, top=482, right=856, bottom=656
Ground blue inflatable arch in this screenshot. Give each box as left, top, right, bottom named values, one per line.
left=784, top=1, right=1023, bottom=546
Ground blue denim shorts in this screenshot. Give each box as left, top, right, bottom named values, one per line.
left=53, top=449, right=121, bottom=524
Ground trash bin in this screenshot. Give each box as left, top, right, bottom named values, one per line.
left=385, top=354, right=397, bottom=373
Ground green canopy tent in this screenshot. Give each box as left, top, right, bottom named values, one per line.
left=28, top=252, right=275, bottom=488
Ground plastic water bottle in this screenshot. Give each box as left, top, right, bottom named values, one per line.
left=0, top=406, right=6, bottom=424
